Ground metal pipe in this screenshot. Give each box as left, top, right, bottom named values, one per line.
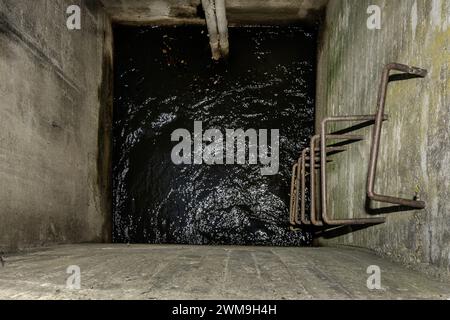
left=299, top=149, right=310, bottom=225
left=292, top=144, right=350, bottom=227
left=305, top=157, right=333, bottom=163
left=310, top=136, right=324, bottom=226
left=313, top=146, right=348, bottom=153
left=294, top=150, right=324, bottom=226
left=324, top=134, right=365, bottom=140
left=310, top=134, right=364, bottom=227
left=367, top=63, right=427, bottom=209
left=320, top=116, right=387, bottom=225
left=289, top=163, right=299, bottom=226
left=294, top=157, right=303, bottom=225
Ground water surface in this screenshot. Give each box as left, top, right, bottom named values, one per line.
left=113, top=25, right=316, bottom=245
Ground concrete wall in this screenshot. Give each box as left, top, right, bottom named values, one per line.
left=100, top=0, right=203, bottom=24
left=317, top=0, right=450, bottom=279
left=0, top=0, right=113, bottom=252
left=100, top=0, right=328, bottom=25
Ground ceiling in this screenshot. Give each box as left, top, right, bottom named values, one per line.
left=99, top=0, right=328, bottom=25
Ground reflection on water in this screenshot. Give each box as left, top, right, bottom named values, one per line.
left=113, top=26, right=316, bottom=246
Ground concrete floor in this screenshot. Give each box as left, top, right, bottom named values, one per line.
left=0, top=244, right=449, bottom=300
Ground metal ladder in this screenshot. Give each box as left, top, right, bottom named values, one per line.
left=290, top=63, right=427, bottom=228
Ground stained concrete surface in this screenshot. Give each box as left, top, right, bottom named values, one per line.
left=100, top=0, right=328, bottom=25
left=0, top=0, right=112, bottom=252
left=0, top=244, right=449, bottom=300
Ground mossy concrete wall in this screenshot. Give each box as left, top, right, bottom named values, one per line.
left=317, top=0, right=450, bottom=279
left=0, top=0, right=113, bottom=252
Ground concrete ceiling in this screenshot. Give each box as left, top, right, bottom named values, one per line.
left=100, top=0, right=328, bottom=25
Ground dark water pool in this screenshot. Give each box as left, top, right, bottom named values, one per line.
left=113, top=25, right=316, bottom=246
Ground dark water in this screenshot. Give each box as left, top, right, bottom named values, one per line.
left=113, top=25, right=316, bottom=246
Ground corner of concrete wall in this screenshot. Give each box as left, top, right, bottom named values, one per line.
left=96, top=2, right=114, bottom=244
left=0, top=0, right=113, bottom=252
left=316, top=0, right=450, bottom=280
